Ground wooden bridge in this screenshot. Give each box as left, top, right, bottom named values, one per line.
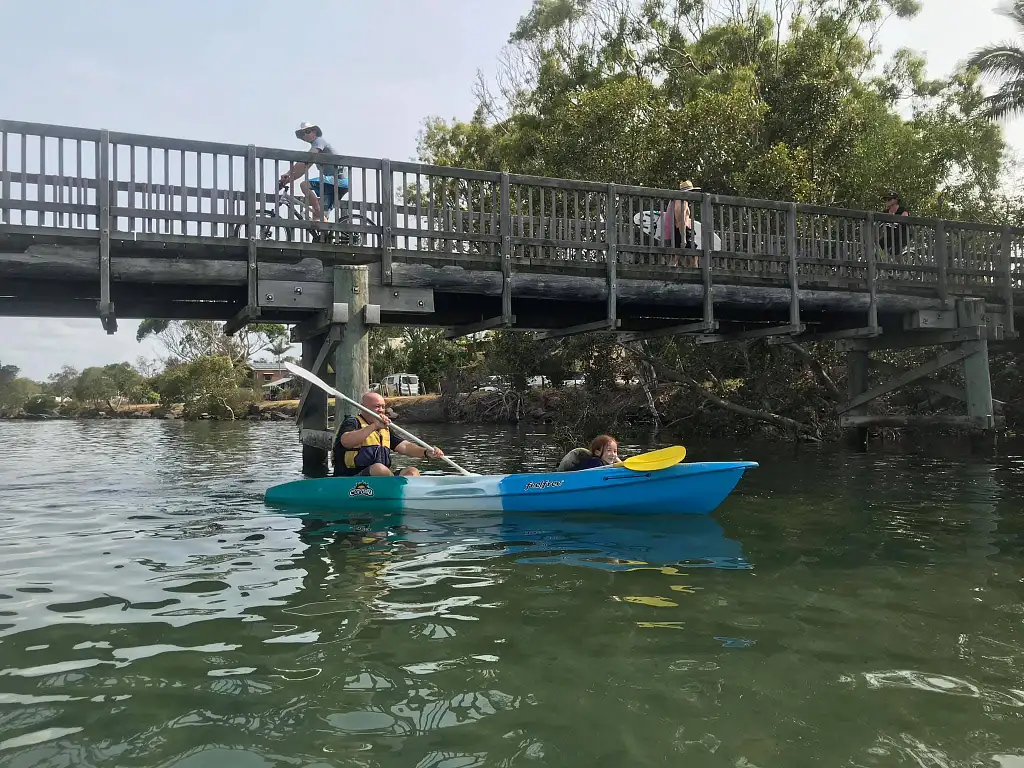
left=1, top=118, right=1021, bottom=462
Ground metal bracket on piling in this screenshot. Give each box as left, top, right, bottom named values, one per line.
left=289, top=302, right=350, bottom=343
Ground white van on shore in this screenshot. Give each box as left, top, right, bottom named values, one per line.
left=381, top=373, right=420, bottom=396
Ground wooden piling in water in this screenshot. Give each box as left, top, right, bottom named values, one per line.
left=333, top=265, right=370, bottom=420
left=300, top=334, right=330, bottom=476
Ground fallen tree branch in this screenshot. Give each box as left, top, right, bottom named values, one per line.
left=780, top=340, right=842, bottom=402
left=619, top=343, right=819, bottom=439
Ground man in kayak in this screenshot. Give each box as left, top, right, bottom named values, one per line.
left=556, top=434, right=620, bottom=471
left=332, top=391, right=445, bottom=477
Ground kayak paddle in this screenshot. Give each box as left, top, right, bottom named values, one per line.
left=614, top=445, right=687, bottom=471
left=283, top=361, right=475, bottom=477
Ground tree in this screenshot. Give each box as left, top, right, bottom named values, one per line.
left=153, top=355, right=250, bottom=419
left=103, top=363, right=146, bottom=406
left=402, top=329, right=472, bottom=393
left=417, top=0, right=1002, bottom=218
left=0, top=363, right=19, bottom=388
left=268, top=339, right=293, bottom=365
left=46, top=365, right=79, bottom=399
left=137, top=320, right=288, bottom=365
left=369, top=327, right=410, bottom=384
left=400, top=0, right=1018, bottom=436
left=0, top=373, right=39, bottom=411
left=135, top=356, right=161, bottom=379
left=74, top=367, right=116, bottom=406
left=964, top=1, right=1024, bottom=121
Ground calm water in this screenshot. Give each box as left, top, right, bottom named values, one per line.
left=1, top=421, right=1023, bottom=767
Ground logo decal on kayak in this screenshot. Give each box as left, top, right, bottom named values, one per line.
left=349, top=482, right=374, bottom=498
left=524, top=480, right=564, bottom=491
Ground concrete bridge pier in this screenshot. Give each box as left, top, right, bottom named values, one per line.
left=294, top=265, right=375, bottom=477
left=838, top=297, right=1002, bottom=447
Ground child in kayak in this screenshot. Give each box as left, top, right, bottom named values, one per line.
left=556, top=434, right=620, bottom=471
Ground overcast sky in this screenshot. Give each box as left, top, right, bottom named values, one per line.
left=1, top=0, right=1021, bottom=380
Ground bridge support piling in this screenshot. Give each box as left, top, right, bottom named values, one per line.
left=958, top=298, right=994, bottom=426
left=845, top=350, right=870, bottom=450
left=333, top=265, right=370, bottom=418
left=300, top=334, right=330, bottom=477
left=837, top=297, right=1000, bottom=444
left=293, top=266, right=373, bottom=476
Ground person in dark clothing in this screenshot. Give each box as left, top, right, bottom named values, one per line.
left=879, top=191, right=910, bottom=259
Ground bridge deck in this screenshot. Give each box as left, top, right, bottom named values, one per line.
left=1, top=119, right=1021, bottom=340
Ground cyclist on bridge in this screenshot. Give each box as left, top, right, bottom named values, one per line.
left=278, top=121, right=349, bottom=223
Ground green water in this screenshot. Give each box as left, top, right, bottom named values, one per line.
left=1, top=421, right=1023, bottom=767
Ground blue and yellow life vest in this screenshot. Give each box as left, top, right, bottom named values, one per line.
left=333, top=413, right=392, bottom=476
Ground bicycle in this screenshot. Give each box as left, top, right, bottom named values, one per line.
left=230, top=181, right=376, bottom=245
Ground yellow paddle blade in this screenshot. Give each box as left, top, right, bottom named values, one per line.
left=614, top=445, right=687, bottom=472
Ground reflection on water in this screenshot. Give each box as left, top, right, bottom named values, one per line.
left=292, top=509, right=749, bottom=571
left=0, top=420, right=1023, bottom=766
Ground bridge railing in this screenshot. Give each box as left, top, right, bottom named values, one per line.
left=1, top=119, right=1020, bottom=334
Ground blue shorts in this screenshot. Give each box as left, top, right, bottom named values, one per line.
left=308, top=176, right=349, bottom=209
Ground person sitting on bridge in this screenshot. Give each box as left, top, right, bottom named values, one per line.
left=332, top=390, right=445, bottom=477
left=557, top=434, right=621, bottom=471
left=278, top=121, right=349, bottom=223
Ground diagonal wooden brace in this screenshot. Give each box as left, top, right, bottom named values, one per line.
left=837, top=341, right=982, bottom=415
left=295, top=325, right=341, bottom=424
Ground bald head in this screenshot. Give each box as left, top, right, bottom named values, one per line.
left=362, top=390, right=386, bottom=416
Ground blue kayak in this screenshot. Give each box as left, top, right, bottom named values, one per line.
left=263, top=461, right=758, bottom=515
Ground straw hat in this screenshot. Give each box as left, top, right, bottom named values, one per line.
left=679, top=179, right=701, bottom=191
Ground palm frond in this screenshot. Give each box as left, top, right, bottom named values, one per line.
left=995, top=0, right=1024, bottom=28
left=978, top=81, right=1024, bottom=120
left=964, top=43, right=1024, bottom=81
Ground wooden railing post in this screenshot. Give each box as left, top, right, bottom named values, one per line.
left=380, top=158, right=394, bottom=285
left=1, top=130, right=9, bottom=225
left=700, top=193, right=714, bottom=327
left=500, top=171, right=512, bottom=325
left=605, top=183, right=618, bottom=328
left=863, top=213, right=878, bottom=333
left=934, top=218, right=948, bottom=303
left=97, top=128, right=114, bottom=333
left=244, top=144, right=258, bottom=311
left=1001, top=224, right=1015, bottom=337
left=786, top=201, right=800, bottom=327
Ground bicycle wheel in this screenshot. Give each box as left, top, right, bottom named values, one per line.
left=328, top=212, right=376, bottom=246
left=229, top=206, right=297, bottom=242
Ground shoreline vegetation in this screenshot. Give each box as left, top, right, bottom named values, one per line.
left=4, top=357, right=1020, bottom=446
